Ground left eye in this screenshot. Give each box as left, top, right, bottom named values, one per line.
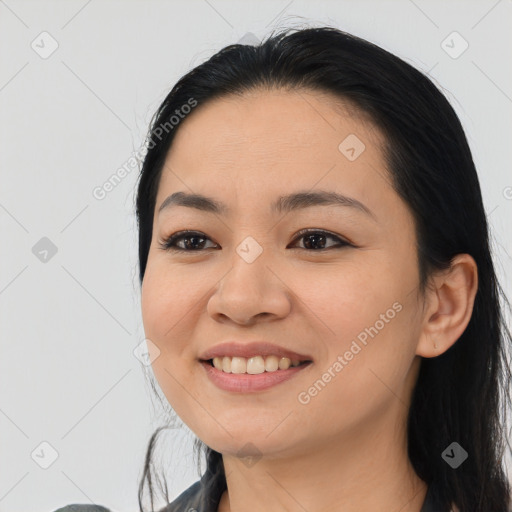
left=158, top=229, right=351, bottom=252
left=289, top=229, right=351, bottom=250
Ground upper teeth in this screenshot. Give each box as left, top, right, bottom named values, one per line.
left=212, top=355, right=303, bottom=374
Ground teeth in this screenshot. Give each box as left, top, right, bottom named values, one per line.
left=222, top=356, right=231, bottom=373
left=211, top=355, right=305, bottom=374
left=231, top=356, right=247, bottom=374
left=279, top=357, right=291, bottom=370
left=265, top=355, right=279, bottom=372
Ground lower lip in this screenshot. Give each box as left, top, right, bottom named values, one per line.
left=200, top=360, right=313, bottom=392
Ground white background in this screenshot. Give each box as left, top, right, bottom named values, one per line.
left=1, top=1, right=511, bottom=511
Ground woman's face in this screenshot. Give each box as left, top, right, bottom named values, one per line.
left=141, top=89, right=426, bottom=458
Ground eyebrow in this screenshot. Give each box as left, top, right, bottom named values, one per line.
left=158, top=190, right=375, bottom=220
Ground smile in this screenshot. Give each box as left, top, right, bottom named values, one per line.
left=206, top=355, right=311, bottom=374
left=200, top=358, right=313, bottom=393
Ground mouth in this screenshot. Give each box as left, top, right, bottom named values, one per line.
left=199, top=356, right=313, bottom=393
left=197, top=341, right=313, bottom=392
left=200, top=355, right=313, bottom=374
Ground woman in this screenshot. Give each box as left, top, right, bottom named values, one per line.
left=56, top=26, right=512, bottom=512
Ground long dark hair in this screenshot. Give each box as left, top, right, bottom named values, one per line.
left=135, top=25, right=512, bottom=511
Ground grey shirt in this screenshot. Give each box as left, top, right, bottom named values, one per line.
left=53, top=471, right=449, bottom=512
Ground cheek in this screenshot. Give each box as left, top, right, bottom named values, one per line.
left=140, top=258, right=207, bottom=387
left=295, top=260, right=415, bottom=401
left=141, top=265, right=200, bottom=423
left=297, top=261, right=399, bottom=344
left=141, top=268, right=172, bottom=347
left=141, top=260, right=202, bottom=348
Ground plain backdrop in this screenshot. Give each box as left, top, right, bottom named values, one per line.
left=1, top=1, right=511, bottom=511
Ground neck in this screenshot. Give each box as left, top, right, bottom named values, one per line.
left=217, top=406, right=427, bottom=512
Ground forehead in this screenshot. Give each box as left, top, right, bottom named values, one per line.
left=169, top=88, right=383, bottom=161
left=156, top=88, right=398, bottom=221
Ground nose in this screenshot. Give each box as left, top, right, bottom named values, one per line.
left=206, top=247, right=292, bottom=326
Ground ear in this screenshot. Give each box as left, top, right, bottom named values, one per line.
left=416, top=254, right=478, bottom=358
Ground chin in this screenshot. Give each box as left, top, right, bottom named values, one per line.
left=196, top=428, right=299, bottom=459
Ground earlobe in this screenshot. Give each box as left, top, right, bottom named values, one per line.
left=416, top=254, right=478, bottom=358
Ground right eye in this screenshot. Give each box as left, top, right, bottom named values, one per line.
left=158, top=231, right=218, bottom=252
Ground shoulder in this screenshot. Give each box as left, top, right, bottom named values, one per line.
left=157, top=479, right=204, bottom=512
left=158, top=471, right=226, bottom=512
left=52, top=506, right=112, bottom=512
left=52, top=475, right=222, bottom=512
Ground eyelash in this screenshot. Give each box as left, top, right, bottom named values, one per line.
left=158, top=228, right=352, bottom=253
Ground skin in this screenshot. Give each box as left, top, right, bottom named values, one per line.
left=140, top=88, right=478, bottom=512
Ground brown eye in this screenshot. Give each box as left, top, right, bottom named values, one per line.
left=158, top=229, right=352, bottom=253
left=159, top=231, right=217, bottom=252
left=289, top=229, right=352, bottom=250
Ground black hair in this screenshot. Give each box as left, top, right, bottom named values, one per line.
left=135, top=25, right=512, bottom=511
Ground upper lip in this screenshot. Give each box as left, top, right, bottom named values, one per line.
left=199, top=341, right=313, bottom=362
